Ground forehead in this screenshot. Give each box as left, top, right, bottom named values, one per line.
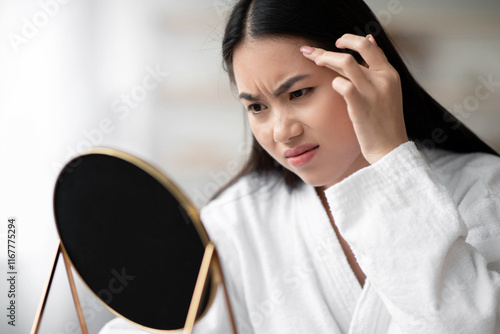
left=232, top=36, right=321, bottom=92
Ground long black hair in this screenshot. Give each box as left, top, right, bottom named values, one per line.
left=215, top=0, right=497, bottom=196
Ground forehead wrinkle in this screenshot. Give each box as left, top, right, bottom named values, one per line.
left=233, top=37, right=315, bottom=102
left=238, top=74, right=311, bottom=102
left=273, top=74, right=310, bottom=96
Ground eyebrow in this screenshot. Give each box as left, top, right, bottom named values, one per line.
left=238, top=74, right=310, bottom=101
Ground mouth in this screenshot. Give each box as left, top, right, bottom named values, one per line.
left=284, top=144, right=319, bottom=158
left=284, top=144, right=319, bottom=167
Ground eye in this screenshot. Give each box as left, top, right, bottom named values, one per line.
left=247, top=103, right=267, bottom=114
left=290, top=88, right=312, bottom=100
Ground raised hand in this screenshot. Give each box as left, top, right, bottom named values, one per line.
left=300, top=34, right=408, bottom=164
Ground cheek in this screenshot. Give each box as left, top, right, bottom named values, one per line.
left=248, top=117, right=273, bottom=148
left=311, top=93, right=354, bottom=135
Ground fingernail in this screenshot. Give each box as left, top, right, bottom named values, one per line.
left=300, top=46, right=314, bottom=55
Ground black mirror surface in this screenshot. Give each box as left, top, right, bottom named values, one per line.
left=53, top=149, right=213, bottom=331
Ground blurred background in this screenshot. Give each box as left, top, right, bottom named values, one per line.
left=0, top=0, right=499, bottom=333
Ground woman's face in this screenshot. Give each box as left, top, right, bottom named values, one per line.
left=232, top=36, right=369, bottom=190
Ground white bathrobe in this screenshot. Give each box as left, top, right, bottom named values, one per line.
left=100, top=142, right=500, bottom=333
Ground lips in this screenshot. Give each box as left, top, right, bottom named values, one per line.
left=284, top=144, right=319, bottom=167
left=284, top=144, right=319, bottom=158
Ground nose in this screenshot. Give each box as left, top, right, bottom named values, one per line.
left=273, top=108, right=303, bottom=143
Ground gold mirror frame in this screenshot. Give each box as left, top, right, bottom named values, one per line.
left=30, top=148, right=238, bottom=334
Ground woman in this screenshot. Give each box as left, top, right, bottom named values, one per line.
left=101, top=0, right=500, bottom=333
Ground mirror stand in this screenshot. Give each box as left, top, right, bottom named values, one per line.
left=184, top=242, right=238, bottom=334
left=30, top=240, right=89, bottom=334
left=30, top=240, right=239, bottom=334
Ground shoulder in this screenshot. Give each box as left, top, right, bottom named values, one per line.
left=200, top=171, right=298, bottom=239
left=202, top=171, right=284, bottom=212
left=199, top=171, right=304, bottom=289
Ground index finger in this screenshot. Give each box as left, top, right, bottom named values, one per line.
left=300, top=46, right=370, bottom=92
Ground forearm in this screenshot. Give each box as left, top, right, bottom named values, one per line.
left=325, top=142, right=500, bottom=333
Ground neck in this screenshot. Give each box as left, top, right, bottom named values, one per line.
left=316, top=152, right=370, bottom=193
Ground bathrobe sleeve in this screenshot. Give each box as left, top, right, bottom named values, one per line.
left=324, top=141, right=500, bottom=333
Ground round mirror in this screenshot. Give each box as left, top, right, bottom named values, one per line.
left=53, top=148, right=217, bottom=331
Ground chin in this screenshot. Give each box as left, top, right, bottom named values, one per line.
left=296, top=173, right=338, bottom=190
